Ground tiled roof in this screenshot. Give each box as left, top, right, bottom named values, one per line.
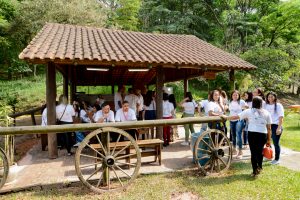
left=19, top=23, right=256, bottom=70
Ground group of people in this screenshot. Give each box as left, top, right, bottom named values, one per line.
left=198, top=88, right=284, bottom=177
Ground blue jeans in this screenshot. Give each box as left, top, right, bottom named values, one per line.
left=243, top=120, right=248, bottom=145
left=230, top=120, right=244, bottom=150
left=271, top=124, right=282, bottom=161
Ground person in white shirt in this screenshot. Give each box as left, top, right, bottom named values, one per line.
left=180, top=92, right=197, bottom=146
left=94, top=102, right=115, bottom=123
left=199, top=96, right=209, bottom=131
left=222, top=96, right=272, bottom=177
left=242, top=91, right=253, bottom=148
left=124, top=88, right=139, bottom=116
left=114, top=85, right=125, bottom=112
left=229, top=90, right=246, bottom=158
left=143, top=90, right=156, bottom=138
left=265, top=92, right=284, bottom=165
left=207, top=90, right=225, bottom=132
left=56, top=95, right=75, bottom=156
left=41, top=106, right=47, bottom=126
left=115, top=101, right=137, bottom=140
left=162, top=93, right=175, bottom=146
left=135, top=89, right=144, bottom=120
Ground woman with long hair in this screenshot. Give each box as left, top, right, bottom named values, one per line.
left=229, top=90, right=246, bottom=158
left=162, top=93, right=174, bottom=146
left=207, top=90, right=225, bottom=132
left=168, top=94, right=178, bottom=141
left=265, top=92, right=284, bottom=165
left=143, top=90, right=156, bottom=138
left=222, top=97, right=272, bottom=177
left=179, top=92, right=197, bottom=146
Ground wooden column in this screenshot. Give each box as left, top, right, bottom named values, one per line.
left=63, top=75, right=68, bottom=100
left=229, top=69, right=235, bottom=91
left=155, top=67, right=164, bottom=140
left=46, top=62, right=58, bottom=159
left=184, top=78, right=189, bottom=96
left=70, top=66, right=76, bottom=103
left=111, top=84, right=115, bottom=94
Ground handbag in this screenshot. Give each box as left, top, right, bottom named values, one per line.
left=56, top=105, right=67, bottom=125
left=263, top=145, right=273, bottom=160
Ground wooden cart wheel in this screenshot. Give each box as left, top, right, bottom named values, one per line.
left=0, top=148, right=9, bottom=189
left=193, top=129, right=232, bottom=175
left=75, top=127, right=141, bottom=193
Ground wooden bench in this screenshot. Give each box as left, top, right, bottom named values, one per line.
left=90, top=139, right=163, bottom=165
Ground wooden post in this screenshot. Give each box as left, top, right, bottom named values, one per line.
left=111, top=84, right=115, bottom=94
left=184, top=78, right=188, bottom=97
left=63, top=75, right=68, bottom=100
left=155, top=67, right=164, bottom=140
left=46, top=62, right=58, bottom=159
left=229, top=69, right=235, bottom=91
left=70, top=67, right=76, bottom=103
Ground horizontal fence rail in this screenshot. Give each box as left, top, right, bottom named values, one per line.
left=0, top=116, right=223, bottom=136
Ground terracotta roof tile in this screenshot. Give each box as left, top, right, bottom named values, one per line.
left=19, top=23, right=256, bottom=70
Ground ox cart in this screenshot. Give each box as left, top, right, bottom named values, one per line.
left=0, top=117, right=232, bottom=193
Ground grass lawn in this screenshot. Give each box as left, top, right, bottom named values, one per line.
left=4, top=162, right=300, bottom=200
left=281, top=113, right=300, bottom=151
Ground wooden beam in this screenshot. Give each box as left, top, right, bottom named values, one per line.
left=184, top=78, right=188, bottom=97
left=155, top=66, right=164, bottom=140
left=46, top=62, right=58, bottom=159
left=0, top=116, right=223, bottom=135
left=229, top=69, right=235, bottom=91
left=63, top=67, right=69, bottom=100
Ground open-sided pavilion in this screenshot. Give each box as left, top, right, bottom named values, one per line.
left=19, top=23, right=256, bottom=159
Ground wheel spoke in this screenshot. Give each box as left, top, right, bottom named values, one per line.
left=215, top=132, right=219, bottom=147
left=203, top=158, right=211, bottom=168
left=95, top=134, right=107, bottom=156
left=200, top=139, right=213, bottom=151
left=195, top=155, right=210, bottom=161
left=106, top=166, right=110, bottom=190
left=80, top=153, right=102, bottom=160
left=87, top=166, right=103, bottom=181
left=112, top=166, right=124, bottom=187
left=115, top=153, right=137, bottom=160
left=210, top=158, right=215, bottom=173
left=216, top=159, right=220, bottom=172
left=113, top=141, right=132, bottom=157
left=96, top=172, right=104, bottom=187
left=115, top=161, right=137, bottom=167
left=217, top=156, right=227, bottom=166
left=111, top=134, right=122, bottom=156
left=84, top=142, right=106, bottom=159
left=114, top=164, right=132, bottom=178
left=218, top=136, right=225, bottom=147
left=196, top=148, right=211, bottom=154
left=208, top=134, right=215, bottom=148
left=80, top=161, right=103, bottom=169
left=107, top=132, right=110, bottom=155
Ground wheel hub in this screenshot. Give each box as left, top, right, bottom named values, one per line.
left=105, top=155, right=115, bottom=167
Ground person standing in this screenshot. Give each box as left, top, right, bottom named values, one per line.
left=162, top=93, right=174, bottom=146
left=143, top=90, right=156, bottom=138
left=265, top=92, right=284, bottom=165
left=124, top=88, right=139, bottom=115
left=229, top=90, right=246, bottom=157
left=135, top=89, right=144, bottom=120
left=207, top=90, right=225, bottom=132
left=180, top=92, right=197, bottom=146
left=114, top=85, right=125, bottom=112
left=169, top=94, right=178, bottom=141
left=56, top=95, right=75, bottom=156
left=222, top=97, right=272, bottom=177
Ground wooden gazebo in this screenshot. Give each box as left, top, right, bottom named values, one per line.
left=19, top=23, right=256, bottom=158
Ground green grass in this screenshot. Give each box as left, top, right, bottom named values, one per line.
left=281, top=113, right=300, bottom=151
left=4, top=162, right=300, bottom=200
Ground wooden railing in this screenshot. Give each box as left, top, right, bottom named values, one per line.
left=0, top=116, right=222, bottom=136
left=8, top=106, right=44, bottom=126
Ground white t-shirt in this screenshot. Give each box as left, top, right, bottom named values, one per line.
left=115, top=108, right=137, bottom=122
left=182, top=100, right=197, bottom=115
left=229, top=100, right=246, bottom=121
left=245, top=101, right=252, bottom=109
left=163, top=101, right=174, bottom=117
left=136, top=94, right=144, bottom=112
left=143, top=100, right=156, bottom=111
left=265, top=103, right=284, bottom=125
left=124, top=94, right=139, bottom=114
left=41, top=108, right=47, bottom=126
left=200, top=99, right=209, bottom=116
left=207, top=101, right=224, bottom=115
left=79, top=109, right=91, bottom=123
left=114, top=92, right=123, bottom=111
left=56, top=104, right=75, bottom=123
left=94, top=110, right=115, bottom=123
left=238, top=108, right=272, bottom=133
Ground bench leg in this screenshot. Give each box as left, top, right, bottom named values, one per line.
left=158, top=144, right=162, bottom=165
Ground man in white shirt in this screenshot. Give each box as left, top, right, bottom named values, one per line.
left=114, top=85, right=125, bottom=112
left=94, top=103, right=115, bottom=123
left=124, top=88, right=139, bottom=115
left=115, top=101, right=137, bottom=140
left=135, top=89, right=144, bottom=120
